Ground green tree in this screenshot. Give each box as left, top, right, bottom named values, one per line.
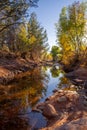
left=17, top=12, right=49, bottom=62
left=56, top=1, right=87, bottom=65
left=27, top=13, right=48, bottom=61
left=50, top=67, right=61, bottom=77
left=0, top=0, right=39, bottom=50
left=0, top=0, right=38, bottom=33
left=51, top=45, right=61, bottom=62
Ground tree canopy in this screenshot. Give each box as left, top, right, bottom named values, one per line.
left=17, top=12, right=49, bottom=61
left=51, top=46, right=61, bottom=61
left=0, top=0, right=38, bottom=33
left=56, top=1, right=87, bottom=65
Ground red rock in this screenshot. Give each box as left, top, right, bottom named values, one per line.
left=43, top=104, right=58, bottom=118
left=63, top=117, right=87, bottom=130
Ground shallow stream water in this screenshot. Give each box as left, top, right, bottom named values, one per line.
left=0, top=66, right=71, bottom=130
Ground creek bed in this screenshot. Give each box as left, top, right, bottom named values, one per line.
left=0, top=66, right=71, bottom=130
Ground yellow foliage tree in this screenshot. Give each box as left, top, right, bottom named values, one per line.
left=56, top=1, right=87, bottom=65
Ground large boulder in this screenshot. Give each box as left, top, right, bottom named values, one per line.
left=43, top=104, right=58, bottom=118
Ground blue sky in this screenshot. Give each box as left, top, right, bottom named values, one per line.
left=30, top=0, right=85, bottom=50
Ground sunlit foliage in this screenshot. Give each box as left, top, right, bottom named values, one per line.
left=0, top=0, right=39, bottom=50
left=56, top=1, right=87, bottom=65
left=17, top=13, right=48, bottom=62
left=0, top=0, right=38, bottom=33
left=51, top=66, right=62, bottom=77
left=51, top=45, right=62, bottom=62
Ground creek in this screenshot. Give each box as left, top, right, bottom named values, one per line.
left=0, top=66, right=71, bottom=130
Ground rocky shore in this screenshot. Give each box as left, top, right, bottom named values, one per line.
left=34, top=88, right=87, bottom=130
left=34, top=67, right=87, bottom=130
left=0, top=51, right=53, bottom=85
left=0, top=52, right=35, bottom=84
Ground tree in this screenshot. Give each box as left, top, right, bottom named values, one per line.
left=51, top=66, right=61, bottom=77
left=17, top=12, right=49, bottom=62
left=0, top=0, right=39, bottom=50
left=27, top=13, right=48, bottom=61
left=56, top=1, right=87, bottom=65
left=0, top=0, right=38, bottom=33
left=51, top=46, right=61, bottom=62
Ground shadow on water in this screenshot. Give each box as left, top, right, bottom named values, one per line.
left=0, top=66, right=71, bottom=130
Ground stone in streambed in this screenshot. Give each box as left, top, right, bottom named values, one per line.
left=35, top=102, right=45, bottom=111
left=42, top=104, right=58, bottom=118
left=53, top=89, right=58, bottom=93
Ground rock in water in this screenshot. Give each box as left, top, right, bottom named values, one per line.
left=42, top=104, right=58, bottom=118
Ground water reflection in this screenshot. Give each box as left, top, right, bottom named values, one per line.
left=0, top=67, right=49, bottom=107
left=58, top=76, right=71, bottom=89
left=0, top=66, right=65, bottom=130
left=50, top=66, right=61, bottom=77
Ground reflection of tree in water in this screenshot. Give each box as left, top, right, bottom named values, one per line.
left=50, top=66, right=71, bottom=89
left=50, top=66, right=72, bottom=90
left=0, top=97, right=32, bottom=130
left=58, top=76, right=72, bottom=89
left=0, top=115, right=31, bottom=130
left=50, top=66, right=63, bottom=77
left=50, top=66, right=72, bottom=89
left=0, top=67, right=49, bottom=130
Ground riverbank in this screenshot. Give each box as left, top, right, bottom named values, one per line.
left=0, top=51, right=87, bottom=129
left=35, top=88, right=87, bottom=130
left=1, top=64, right=87, bottom=130
left=0, top=51, right=53, bottom=85
left=32, top=67, right=87, bottom=130
left=0, top=51, right=35, bottom=84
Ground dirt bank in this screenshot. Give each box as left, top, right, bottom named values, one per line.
left=35, top=88, right=87, bottom=130
left=34, top=67, right=87, bottom=130
left=0, top=51, right=54, bottom=84
left=66, top=67, right=87, bottom=80
left=0, top=51, right=38, bottom=84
